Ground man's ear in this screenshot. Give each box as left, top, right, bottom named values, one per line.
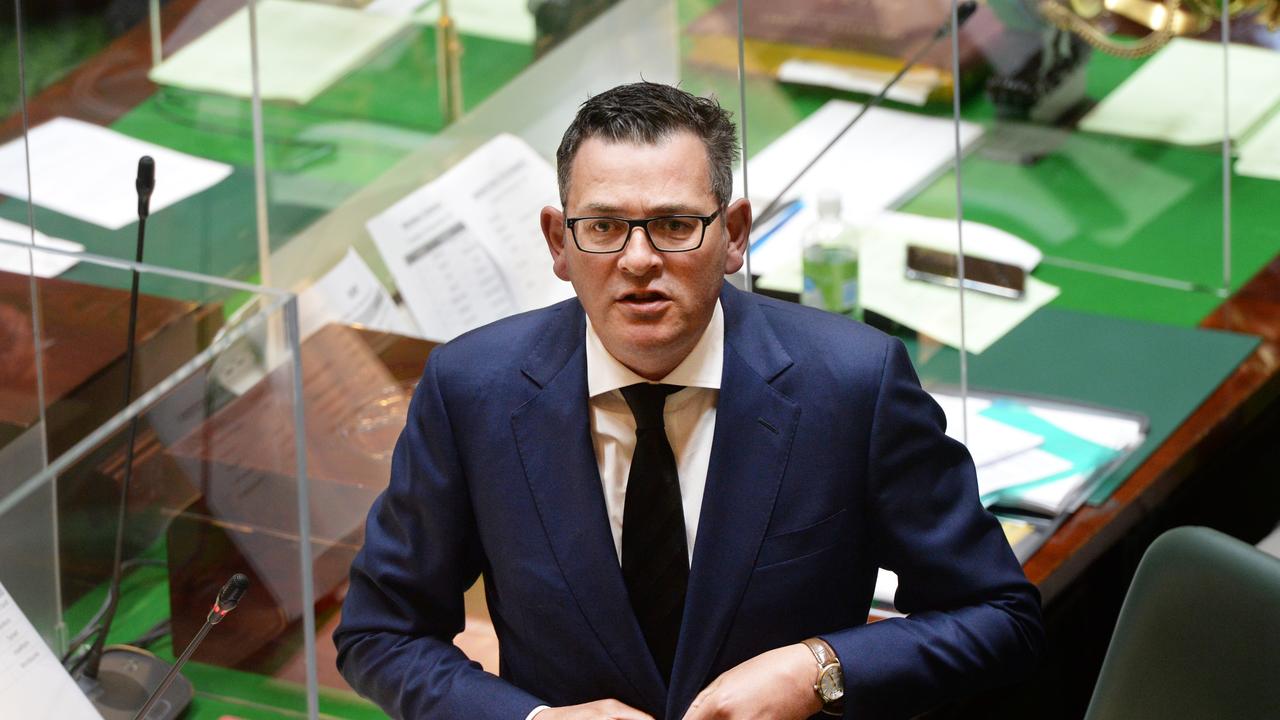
left=722, top=197, right=752, bottom=275
left=541, top=206, right=571, bottom=281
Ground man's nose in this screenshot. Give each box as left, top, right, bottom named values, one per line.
left=617, top=226, right=662, bottom=276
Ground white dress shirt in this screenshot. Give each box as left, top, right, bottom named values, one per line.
left=525, top=301, right=724, bottom=720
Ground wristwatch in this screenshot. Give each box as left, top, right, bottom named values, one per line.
left=802, top=637, right=844, bottom=716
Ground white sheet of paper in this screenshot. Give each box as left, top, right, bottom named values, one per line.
left=742, top=100, right=983, bottom=277
left=404, top=0, right=536, bottom=44
left=1004, top=472, right=1089, bottom=516
left=0, top=581, right=103, bottom=720
left=1079, top=39, right=1280, bottom=146
left=1028, top=405, right=1144, bottom=452
left=931, top=391, right=1045, bottom=467
left=757, top=212, right=1057, bottom=354
left=298, top=248, right=412, bottom=339
left=0, top=118, right=233, bottom=231
left=975, top=448, right=1075, bottom=499
left=861, top=213, right=1058, bottom=354
left=149, top=0, right=408, bottom=104
left=777, top=60, right=938, bottom=107
left=368, top=134, right=572, bottom=342
left=0, top=220, right=83, bottom=277
left=873, top=568, right=899, bottom=606
left=1237, top=108, right=1280, bottom=181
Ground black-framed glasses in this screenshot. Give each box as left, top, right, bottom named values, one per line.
left=565, top=209, right=722, bottom=253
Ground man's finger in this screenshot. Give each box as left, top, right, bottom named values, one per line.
left=600, top=698, right=654, bottom=720
left=681, top=684, right=715, bottom=720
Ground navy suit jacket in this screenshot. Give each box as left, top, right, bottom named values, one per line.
left=335, top=282, right=1043, bottom=720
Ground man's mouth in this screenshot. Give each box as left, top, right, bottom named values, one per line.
left=617, top=289, right=671, bottom=311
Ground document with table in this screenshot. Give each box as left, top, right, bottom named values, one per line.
left=366, top=134, right=573, bottom=342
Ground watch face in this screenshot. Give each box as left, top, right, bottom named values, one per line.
left=819, top=665, right=844, bottom=701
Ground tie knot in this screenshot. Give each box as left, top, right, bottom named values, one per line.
left=620, top=383, right=682, bottom=430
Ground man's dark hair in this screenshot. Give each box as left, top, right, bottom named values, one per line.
left=556, top=81, right=739, bottom=208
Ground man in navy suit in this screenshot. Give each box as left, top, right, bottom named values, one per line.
left=335, top=82, right=1043, bottom=720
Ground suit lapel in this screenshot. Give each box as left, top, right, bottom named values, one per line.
left=667, top=285, right=800, bottom=718
left=510, top=302, right=667, bottom=712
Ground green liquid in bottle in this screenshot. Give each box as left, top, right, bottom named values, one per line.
left=803, top=244, right=861, bottom=318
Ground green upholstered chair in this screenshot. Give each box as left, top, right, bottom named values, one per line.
left=1083, top=526, right=1280, bottom=720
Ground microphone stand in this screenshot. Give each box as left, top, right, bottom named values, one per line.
left=132, top=575, right=250, bottom=720
left=72, top=157, right=195, bottom=720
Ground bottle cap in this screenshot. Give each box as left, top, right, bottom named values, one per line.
left=817, top=189, right=842, bottom=218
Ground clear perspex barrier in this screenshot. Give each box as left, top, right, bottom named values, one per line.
left=0, top=240, right=319, bottom=719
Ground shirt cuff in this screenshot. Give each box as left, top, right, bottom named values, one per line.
left=525, top=705, right=551, bottom=720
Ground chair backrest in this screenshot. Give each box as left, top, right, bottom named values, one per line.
left=1083, top=526, right=1280, bottom=720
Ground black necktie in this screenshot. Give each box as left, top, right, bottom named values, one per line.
left=620, top=383, right=688, bottom=682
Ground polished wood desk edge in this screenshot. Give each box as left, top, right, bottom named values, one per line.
left=1027, top=256, right=1280, bottom=602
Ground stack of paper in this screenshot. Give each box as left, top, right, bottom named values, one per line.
left=777, top=60, right=940, bottom=106
left=149, top=0, right=409, bottom=105
left=931, top=390, right=1146, bottom=516
left=297, top=248, right=414, bottom=340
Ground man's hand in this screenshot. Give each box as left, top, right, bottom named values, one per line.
left=682, top=643, right=824, bottom=720
left=537, top=699, right=655, bottom=719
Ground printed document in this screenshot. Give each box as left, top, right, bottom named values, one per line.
left=298, top=248, right=414, bottom=339
left=0, top=118, right=233, bottom=231
left=367, top=134, right=573, bottom=341
left=0, top=580, right=103, bottom=719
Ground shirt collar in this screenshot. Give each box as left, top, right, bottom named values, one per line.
left=585, top=300, right=724, bottom=398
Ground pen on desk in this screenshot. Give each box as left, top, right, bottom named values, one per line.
left=750, top=197, right=804, bottom=253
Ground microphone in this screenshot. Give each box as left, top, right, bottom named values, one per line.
left=135, top=156, right=155, bottom=220
left=132, top=575, right=251, bottom=720
left=753, top=0, right=980, bottom=226
left=209, top=573, right=250, bottom=623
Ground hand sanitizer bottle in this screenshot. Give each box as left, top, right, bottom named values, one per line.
left=801, top=190, right=861, bottom=319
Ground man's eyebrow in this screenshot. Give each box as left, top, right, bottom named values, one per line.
left=579, top=202, right=627, bottom=215
left=577, top=202, right=710, bottom=216
left=648, top=203, right=708, bottom=215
